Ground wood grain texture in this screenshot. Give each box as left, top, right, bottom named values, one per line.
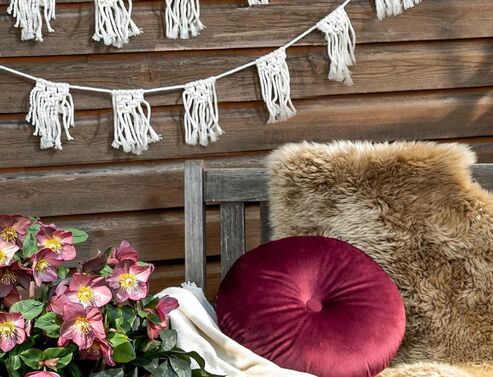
left=1, top=39, right=492, bottom=114
left=1, top=0, right=491, bottom=57
left=184, top=161, right=207, bottom=289
left=205, top=169, right=269, bottom=203
left=1, top=88, right=491, bottom=168
left=220, top=202, right=245, bottom=278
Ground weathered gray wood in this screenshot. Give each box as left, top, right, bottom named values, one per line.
left=204, top=169, right=269, bottom=203
left=260, top=201, right=271, bottom=244
left=220, top=202, right=246, bottom=278
left=184, top=161, right=207, bottom=290
left=472, top=164, right=493, bottom=192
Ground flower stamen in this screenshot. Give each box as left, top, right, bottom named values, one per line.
left=44, top=238, right=62, bottom=253
left=35, top=259, right=49, bottom=272
left=77, top=286, right=95, bottom=305
left=0, top=227, right=17, bottom=242
left=120, top=273, right=137, bottom=289
left=75, top=317, right=92, bottom=334
left=0, top=321, right=15, bottom=339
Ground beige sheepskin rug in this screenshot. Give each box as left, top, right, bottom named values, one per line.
left=266, top=141, right=493, bottom=376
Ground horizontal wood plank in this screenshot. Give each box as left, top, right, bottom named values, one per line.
left=48, top=206, right=261, bottom=265
left=205, top=169, right=269, bottom=203
left=150, top=262, right=221, bottom=300
left=1, top=39, right=492, bottom=114
left=1, top=0, right=491, bottom=57
left=0, top=88, right=491, bottom=168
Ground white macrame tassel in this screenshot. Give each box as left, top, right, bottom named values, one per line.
left=316, top=6, right=356, bottom=86
left=26, top=79, right=75, bottom=151
left=248, top=0, right=269, bottom=5
left=256, top=48, right=296, bottom=124
left=7, top=0, right=56, bottom=42
left=93, top=0, right=142, bottom=48
left=375, top=0, right=422, bottom=20
left=165, top=0, right=205, bottom=39
left=182, top=78, right=223, bottom=147
left=111, top=90, right=161, bottom=155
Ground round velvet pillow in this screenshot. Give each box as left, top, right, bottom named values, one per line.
left=216, top=236, right=406, bottom=377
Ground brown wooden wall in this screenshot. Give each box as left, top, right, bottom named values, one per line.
left=1, top=0, right=492, bottom=299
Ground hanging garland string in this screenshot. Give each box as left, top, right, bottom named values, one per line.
left=0, top=0, right=425, bottom=154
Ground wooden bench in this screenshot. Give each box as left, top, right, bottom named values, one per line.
left=184, top=158, right=493, bottom=292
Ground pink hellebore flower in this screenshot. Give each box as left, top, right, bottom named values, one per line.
left=59, top=303, right=106, bottom=350
left=107, top=240, right=138, bottom=266
left=107, top=260, right=154, bottom=303
left=2, top=288, right=21, bottom=308
left=79, top=338, right=116, bottom=366
left=0, top=215, right=31, bottom=245
left=47, top=280, right=70, bottom=316
left=147, top=296, right=179, bottom=339
left=0, top=312, right=27, bottom=352
left=32, top=249, right=64, bottom=286
left=66, top=273, right=112, bottom=308
left=37, top=229, right=76, bottom=261
left=25, top=372, right=61, bottom=377
left=0, top=262, right=32, bottom=298
left=0, top=240, right=19, bottom=267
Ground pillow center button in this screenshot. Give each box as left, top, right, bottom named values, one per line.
left=306, top=298, right=323, bottom=312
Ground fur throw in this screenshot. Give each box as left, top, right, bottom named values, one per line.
left=266, top=141, right=493, bottom=372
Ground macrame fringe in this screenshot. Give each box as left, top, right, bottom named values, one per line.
left=165, top=0, right=205, bottom=39
left=26, top=79, right=74, bottom=151
left=316, top=6, right=356, bottom=86
left=375, top=0, right=422, bottom=20
left=7, top=0, right=56, bottom=41
left=248, top=0, right=269, bottom=5
left=111, top=90, right=161, bottom=155
left=256, top=48, right=296, bottom=124
left=182, top=78, right=223, bottom=147
left=93, top=0, right=142, bottom=48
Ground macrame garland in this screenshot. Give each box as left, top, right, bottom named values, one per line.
left=93, top=0, right=142, bottom=48
left=182, top=78, right=223, bottom=147
left=165, top=0, right=205, bottom=39
left=256, top=48, right=296, bottom=124
left=26, top=79, right=74, bottom=150
left=111, top=90, right=161, bottom=155
left=248, top=0, right=269, bottom=5
left=375, top=0, right=422, bottom=20
left=316, top=6, right=356, bottom=86
left=7, top=0, right=55, bottom=41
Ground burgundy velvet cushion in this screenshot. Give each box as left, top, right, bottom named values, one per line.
left=216, top=236, right=406, bottom=377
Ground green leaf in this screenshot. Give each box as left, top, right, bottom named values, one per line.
left=44, top=347, right=74, bottom=369
left=20, top=348, right=44, bottom=369
left=10, top=299, right=44, bottom=320
left=99, top=265, right=113, bottom=277
left=34, top=312, right=61, bottom=338
left=58, top=267, right=70, bottom=279
left=151, top=360, right=177, bottom=377
left=6, top=354, right=22, bottom=371
left=170, top=358, right=192, bottom=377
left=22, top=223, right=41, bottom=258
left=159, top=329, right=178, bottom=352
left=64, top=362, right=84, bottom=377
left=108, top=333, right=136, bottom=363
left=65, top=228, right=89, bottom=244
left=89, top=368, right=125, bottom=377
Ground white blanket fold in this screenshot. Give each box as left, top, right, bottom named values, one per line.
left=157, top=284, right=315, bottom=377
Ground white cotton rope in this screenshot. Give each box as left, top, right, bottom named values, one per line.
left=375, top=0, right=422, bottom=20
left=7, top=0, right=56, bottom=41
left=316, top=6, right=356, bottom=85
left=93, top=0, right=142, bottom=48
left=111, top=90, right=161, bottom=155
left=256, top=48, right=296, bottom=124
left=165, top=0, right=205, bottom=39
left=182, top=77, right=223, bottom=146
left=26, top=79, right=75, bottom=150
left=248, top=0, right=269, bottom=5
